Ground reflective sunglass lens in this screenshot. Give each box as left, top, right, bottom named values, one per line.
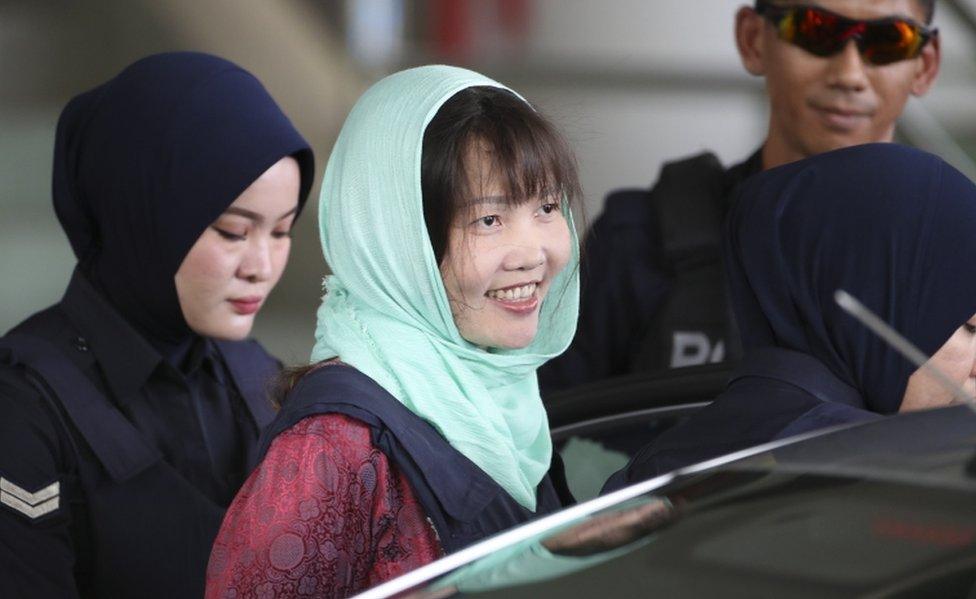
left=860, top=21, right=924, bottom=65
left=793, top=8, right=846, bottom=56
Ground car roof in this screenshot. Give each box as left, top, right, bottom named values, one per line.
left=355, top=405, right=976, bottom=598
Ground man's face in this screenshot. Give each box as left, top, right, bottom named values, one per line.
left=737, top=1, right=940, bottom=167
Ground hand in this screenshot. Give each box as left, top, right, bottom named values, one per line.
left=542, top=498, right=675, bottom=557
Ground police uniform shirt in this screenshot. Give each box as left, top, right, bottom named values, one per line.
left=0, top=270, right=262, bottom=596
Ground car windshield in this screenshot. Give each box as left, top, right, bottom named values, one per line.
left=356, top=405, right=976, bottom=599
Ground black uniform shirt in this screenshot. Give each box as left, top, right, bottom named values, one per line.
left=0, top=270, right=265, bottom=596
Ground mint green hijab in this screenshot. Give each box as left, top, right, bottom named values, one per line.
left=310, top=65, right=580, bottom=510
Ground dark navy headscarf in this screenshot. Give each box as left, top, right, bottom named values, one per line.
left=726, top=143, right=976, bottom=414
left=52, top=52, right=315, bottom=344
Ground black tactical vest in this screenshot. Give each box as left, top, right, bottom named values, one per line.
left=0, top=334, right=277, bottom=598
left=261, top=364, right=574, bottom=554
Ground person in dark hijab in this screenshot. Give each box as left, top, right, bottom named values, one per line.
left=605, top=143, right=976, bottom=490
left=0, top=52, right=314, bottom=598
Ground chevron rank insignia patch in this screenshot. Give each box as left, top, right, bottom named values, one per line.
left=1, top=477, right=60, bottom=520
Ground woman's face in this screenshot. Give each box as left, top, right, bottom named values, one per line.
left=439, top=144, right=572, bottom=350
left=901, top=313, right=976, bottom=411
left=175, top=156, right=300, bottom=340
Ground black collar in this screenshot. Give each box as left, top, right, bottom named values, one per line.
left=169, top=335, right=217, bottom=379
left=723, top=147, right=764, bottom=199
left=59, top=268, right=165, bottom=400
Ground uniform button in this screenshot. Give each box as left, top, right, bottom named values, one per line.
left=73, top=336, right=89, bottom=352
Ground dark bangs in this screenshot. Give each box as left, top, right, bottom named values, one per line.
left=421, top=86, right=582, bottom=264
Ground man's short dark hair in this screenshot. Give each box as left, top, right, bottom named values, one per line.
left=756, top=1, right=936, bottom=24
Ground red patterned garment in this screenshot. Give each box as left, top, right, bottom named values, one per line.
left=205, top=414, right=443, bottom=598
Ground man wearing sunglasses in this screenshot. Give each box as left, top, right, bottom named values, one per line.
left=540, top=0, right=940, bottom=392
left=744, top=0, right=940, bottom=167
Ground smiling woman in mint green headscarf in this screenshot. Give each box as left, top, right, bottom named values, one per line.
left=206, top=65, right=581, bottom=598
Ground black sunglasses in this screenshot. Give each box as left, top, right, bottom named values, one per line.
left=755, top=0, right=937, bottom=65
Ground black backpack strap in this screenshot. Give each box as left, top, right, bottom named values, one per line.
left=730, top=348, right=865, bottom=409
left=653, top=152, right=727, bottom=268
left=0, top=335, right=161, bottom=482
left=632, top=153, right=736, bottom=371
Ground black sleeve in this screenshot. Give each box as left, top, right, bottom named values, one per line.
left=539, top=190, right=673, bottom=393
left=605, top=378, right=836, bottom=490
left=0, top=367, right=82, bottom=599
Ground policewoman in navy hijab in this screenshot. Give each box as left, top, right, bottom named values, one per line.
left=0, top=52, right=314, bottom=598
left=605, top=143, right=976, bottom=490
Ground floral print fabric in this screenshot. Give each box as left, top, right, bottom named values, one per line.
left=205, top=414, right=442, bottom=598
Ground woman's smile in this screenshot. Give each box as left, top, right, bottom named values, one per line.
left=485, top=281, right=542, bottom=315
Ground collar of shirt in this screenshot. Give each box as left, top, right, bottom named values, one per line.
left=58, top=268, right=218, bottom=400
left=723, top=147, right=764, bottom=201
left=168, top=335, right=221, bottom=382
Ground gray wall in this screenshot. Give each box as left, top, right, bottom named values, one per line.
left=2, top=0, right=973, bottom=363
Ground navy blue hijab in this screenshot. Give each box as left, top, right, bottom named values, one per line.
left=52, top=52, right=315, bottom=344
left=727, top=143, right=976, bottom=414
